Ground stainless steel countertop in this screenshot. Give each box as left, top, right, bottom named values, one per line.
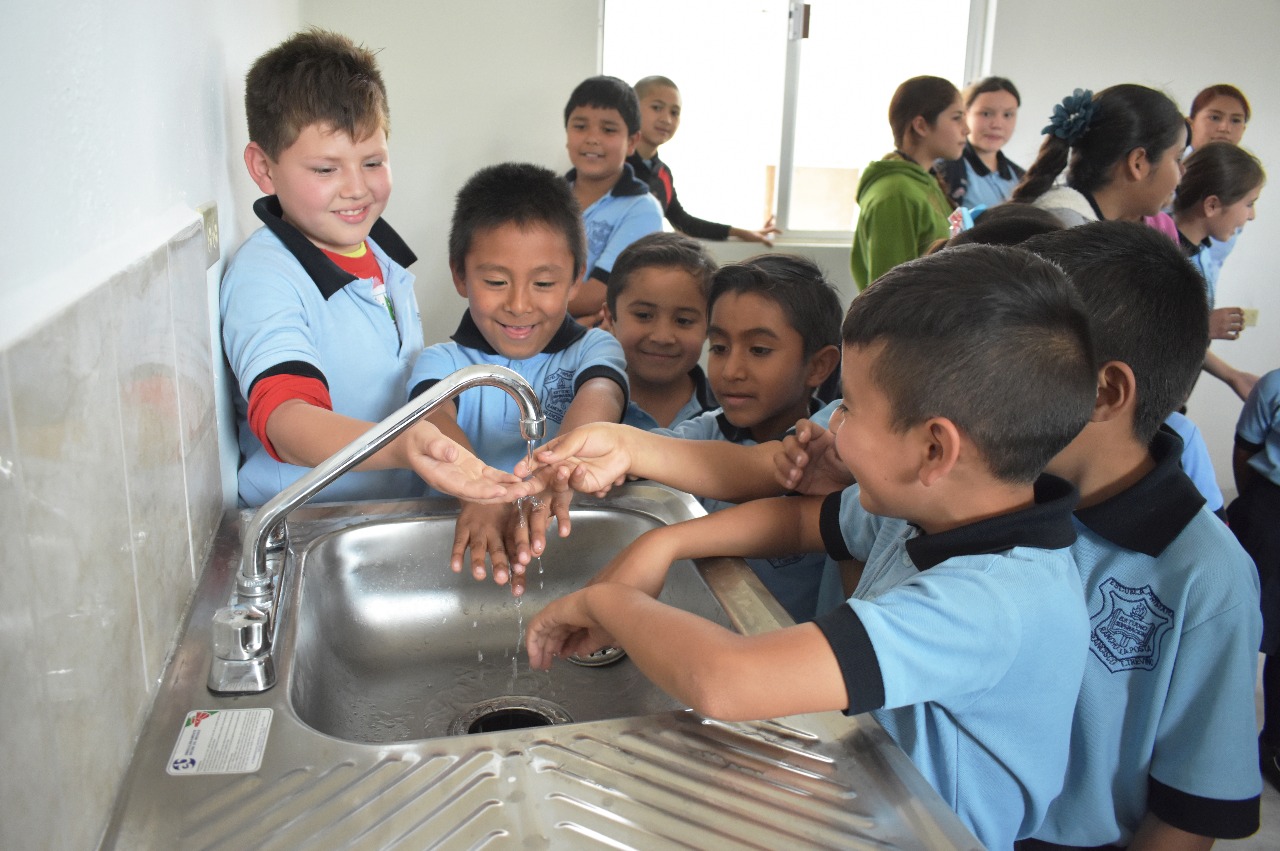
left=101, top=489, right=980, bottom=850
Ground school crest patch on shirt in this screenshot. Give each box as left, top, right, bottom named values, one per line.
left=542, top=368, right=575, bottom=424
left=1089, top=578, right=1174, bottom=672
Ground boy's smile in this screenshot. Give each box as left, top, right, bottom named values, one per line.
left=611, top=265, right=707, bottom=390
left=707, top=291, right=819, bottom=442
left=566, top=106, right=637, bottom=187
left=454, top=222, right=578, bottom=360
left=245, top=124, right=391, bottom=254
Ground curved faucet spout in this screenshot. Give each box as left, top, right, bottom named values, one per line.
left=237, top=364, right=544, bottom=595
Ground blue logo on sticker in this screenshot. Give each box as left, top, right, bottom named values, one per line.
left=172, top=757, right=197, bottom=771
left=542, top=368, right=574, bottom=424
left=1089, top=578, right=1174, bottom=672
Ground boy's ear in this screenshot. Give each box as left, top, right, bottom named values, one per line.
left=1090, top=361, right=1138, bottom=424
left=917, top=418, right=962, bottom=487
left=626, top=131, right=640, bottom=157
left=450, top=263, right=469, bottom=297
left=804, top=345, right=841, bottom=390
left=244, top=142, right=277, bottom=195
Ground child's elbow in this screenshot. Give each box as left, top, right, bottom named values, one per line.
left=680, top=658, right=758, bottom=722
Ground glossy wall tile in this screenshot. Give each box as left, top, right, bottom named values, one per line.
left=0, top=217, right=223, bottom=849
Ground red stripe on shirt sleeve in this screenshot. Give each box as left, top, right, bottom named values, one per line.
left=248, top=375, right=333, bottom=462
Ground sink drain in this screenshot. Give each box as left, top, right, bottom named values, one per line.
left=448, top=696, right=573, bottom=736
left=568, top=645, right=627, bottom=667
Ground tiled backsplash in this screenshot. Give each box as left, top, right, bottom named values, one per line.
left=0, top=217, right=223, bottom=849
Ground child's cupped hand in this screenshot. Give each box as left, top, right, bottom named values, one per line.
left=405, top=422, right=544, bottom=504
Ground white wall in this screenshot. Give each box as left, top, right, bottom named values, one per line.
left=988, top=0, right=1280, bottom=499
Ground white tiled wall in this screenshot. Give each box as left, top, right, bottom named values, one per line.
left=0, top=218, right=222, bottom=849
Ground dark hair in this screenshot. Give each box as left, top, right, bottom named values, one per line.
left=946, top=204, right=1063, bottom=248
left=709, top=254, right=841, bottom=358
left=1190, top=84, right=1251, bottom=123
left=606, top=232, right=717, bottom=316
left=1023, top=221, right=1208, bottom=443
left=1171, top=141, right=1265, bottom=214
left=1012, top=84, right=1186, bottom=203
left=245, top=29, right=389, bottom=160
left=889, top=76, right=961, bottom=149
left=963, top=76, right=1021, bottom=108
left=843, top=246, right=1096, bottom=482
left=448, top=163, right=585, bottom=279
left=564, top=75, right=641, bottom=136
left=634, top=75, right=679, bottom=99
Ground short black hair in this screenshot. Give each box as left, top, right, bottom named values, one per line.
left=606, top=232, right=717, bottom=316
left=947, top=203, right=1063, bottom=248
left=448, top=162, right=585, bottom=279
left=843, top=246, right=1096, bottom=483
left=564, top=75, right=641, bottom=136
left=709, top=254, right=841, bottom=359
left=1023, top=221, right=1210, bottom=443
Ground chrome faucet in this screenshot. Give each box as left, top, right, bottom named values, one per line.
left=208, top=364, right=545, bottom=694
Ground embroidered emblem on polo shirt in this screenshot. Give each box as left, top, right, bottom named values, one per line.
left=1089, top=578, right=1174, bottom=673
left=542, top=368, right=574, bottom=424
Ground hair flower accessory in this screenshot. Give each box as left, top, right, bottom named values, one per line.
left=1042, top=88, right=1096, bottom=144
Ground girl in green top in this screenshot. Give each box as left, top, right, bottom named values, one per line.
left=850, top=76, right=967, bottom=290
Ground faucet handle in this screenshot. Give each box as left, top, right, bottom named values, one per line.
left=211, top=604, right=269, bottom=660
left=207, top=605, right=277, bottom=693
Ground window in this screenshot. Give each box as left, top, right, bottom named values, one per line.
left=604, top=0, right=975, bottom=237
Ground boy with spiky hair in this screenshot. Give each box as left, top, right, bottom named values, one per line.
left=523, top=245, right=1099, bottom=848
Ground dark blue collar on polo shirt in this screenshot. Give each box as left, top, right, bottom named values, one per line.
left=449, top=311, right=586, bottom=356
left=714, top=397, right=825, bottom=445
left=961, top=141, right=1020, bottom=181
left=252, top=195, right=417, bottom=300
left=898, top=474, right=1080, bottom=569
left=1073, top=427, right=1204, bottom=557
left=563, top=162, right=651, bottom=198
left=1176, top=228, right=1213, bottom=259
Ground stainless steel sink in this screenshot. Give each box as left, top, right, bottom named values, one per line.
left=289, top=503, right=733, bottom=743
left=101, top=486, right=981, bottom=849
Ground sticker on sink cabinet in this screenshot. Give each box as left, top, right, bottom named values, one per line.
left=166, top=709, right=272, bottom=775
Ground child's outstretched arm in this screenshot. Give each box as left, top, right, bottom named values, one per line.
left=516, top=422, right=787, bottom=502
left=527, top=585, right=846, bottom=721
left=265, top=400, right=537, bottom=503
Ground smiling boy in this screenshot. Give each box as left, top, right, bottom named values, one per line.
left=562, top=76, right=663, bottom=324
left=221, top=30, right=532, bottom=507
left=523, top=246, right=1100, bottom=848
left=408, top=162, right=628, bottom=585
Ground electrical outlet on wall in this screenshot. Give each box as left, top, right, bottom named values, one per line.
left=197, top=201, right=219, bottom=269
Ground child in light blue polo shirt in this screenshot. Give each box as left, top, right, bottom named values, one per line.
left=656, top=255, right=841, bottom=622
left=605, top=232, right=719, bottom=431
left=1229, top=367, right=1280, bottom=792
left=221, top=30, right=531, bottom=508
left=522, top=245, right=1100, bottom=848
left=561, top=76, right=664, bottom=324
left=409, top=162, right=628, bottom=587
left=1022, top=222, right=1261, bottom=845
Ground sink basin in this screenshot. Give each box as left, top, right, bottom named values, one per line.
left=287, top=490, right=733, bottom=743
